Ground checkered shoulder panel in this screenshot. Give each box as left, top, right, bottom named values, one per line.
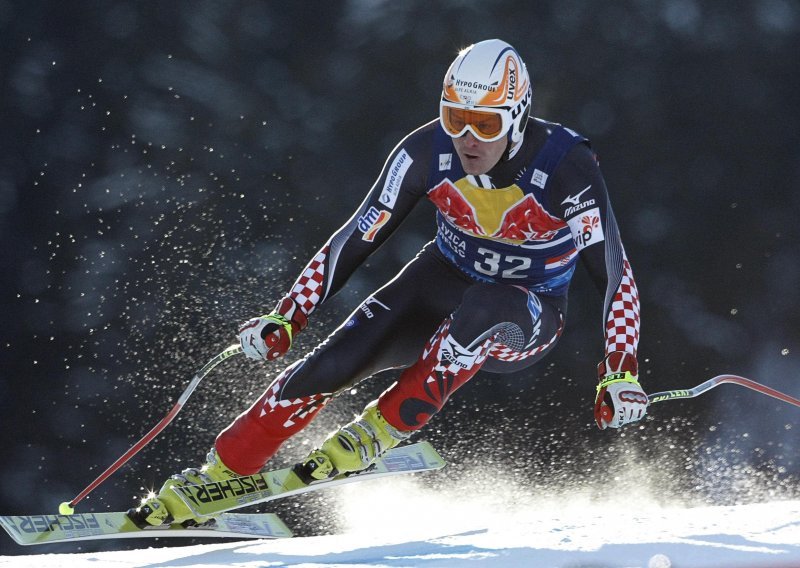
left=604, top=258, right=640, bottom=356
left=289, top=246, right=329, bottom=316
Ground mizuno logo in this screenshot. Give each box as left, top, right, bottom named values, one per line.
left=561, top=185, right=592, bottom=206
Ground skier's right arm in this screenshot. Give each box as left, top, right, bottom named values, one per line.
left=238, top=123, right=434, bottom=361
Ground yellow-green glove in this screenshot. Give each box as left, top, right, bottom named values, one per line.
left=594, top=352, right=648, bottom=429
left=238, top=296, right=308, bottom=361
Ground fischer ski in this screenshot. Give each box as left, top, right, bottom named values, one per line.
left=173, top=441, right=445, bottom=518
left=0, top=511, right=292, bottom=546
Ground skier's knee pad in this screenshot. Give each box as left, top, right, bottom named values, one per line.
left=451, top=283, right=532, bottom=345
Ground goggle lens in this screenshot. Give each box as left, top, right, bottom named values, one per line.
left=441, top=106, right=505, bottom=141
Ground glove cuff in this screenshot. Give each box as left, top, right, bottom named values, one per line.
left=597, top=371, right=639, bottom=394
left=275, top=296, right=308, bottom=334
left=597, top=351, right=638, bottom=380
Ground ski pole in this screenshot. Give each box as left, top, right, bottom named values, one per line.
left=58, top=343, right=243, bottom=515
left=647, top=374, right=800, bottom=408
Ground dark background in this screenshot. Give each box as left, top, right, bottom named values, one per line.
left=2, top=0, right=799, bottom=556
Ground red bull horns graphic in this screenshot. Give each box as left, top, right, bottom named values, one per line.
left=428, top=179, right=565, bottom=243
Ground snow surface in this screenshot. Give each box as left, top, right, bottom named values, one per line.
left=1, top=477, right=799, bottom=568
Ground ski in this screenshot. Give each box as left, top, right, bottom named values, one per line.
left=173, top=441, right=445, bottom=518
left=0, top=442, right=443, bottom=546
left=0, top=511, right=292, bottom=546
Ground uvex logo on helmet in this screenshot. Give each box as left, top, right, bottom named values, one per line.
left=475, top=52, right=529, bottom=108
left=444, top=52, right=528, bottom=108
left=512, top=90, right=530, bottom=120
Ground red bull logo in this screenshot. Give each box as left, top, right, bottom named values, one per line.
left=428, top=179, right=566, bottom=242
left=428, top=180, right=485, bottom=236
left=492, top=194, right=564, bottom=241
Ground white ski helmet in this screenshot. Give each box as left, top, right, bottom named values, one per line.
left=440, top=39, right=532, bottom=152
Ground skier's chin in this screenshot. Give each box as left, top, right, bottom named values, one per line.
left=460, top=155, right=494, bottom=175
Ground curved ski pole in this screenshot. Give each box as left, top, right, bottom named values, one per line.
left=64, top=344, right=243, bottom=512
left=648, top=374, right=800, bottom=408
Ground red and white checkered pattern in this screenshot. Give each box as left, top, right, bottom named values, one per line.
left=261, top=361, right=331, bottom=428
left=489, top=313, right=565, bottom=361
left=604, top=258, right=640, bottom=356
left=289, top=246, right=328, bottom=316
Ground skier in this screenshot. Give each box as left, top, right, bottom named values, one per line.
left=131, top=39, right=648, bottom=527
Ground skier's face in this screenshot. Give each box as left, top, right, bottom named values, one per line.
left=452, top=131, right=507, bottom=175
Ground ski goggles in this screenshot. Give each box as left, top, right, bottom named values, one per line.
left=439, top=101, right=512, bottom=142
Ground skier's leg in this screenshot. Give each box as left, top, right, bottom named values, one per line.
left=379, top=283, right=565, bottom=431
left=214, top=247, right=468, bottom=475
left=309, top=283, right=565, bottom=477
left=131, top=246, right=467, bottom=525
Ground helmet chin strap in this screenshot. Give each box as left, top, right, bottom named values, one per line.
left=501, top=113, right=528, bottom=162
left=503, top=98, right=531, bottom=161
left=503, top=131, right=524, bottom=161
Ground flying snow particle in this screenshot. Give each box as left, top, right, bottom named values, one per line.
left=648, top=554, right=671, bottom=568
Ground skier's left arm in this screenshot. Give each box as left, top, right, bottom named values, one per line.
left=550, top=143, right=648, bottom=430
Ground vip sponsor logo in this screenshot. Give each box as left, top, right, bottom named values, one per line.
left=378, top=150, right=412, bottom=208
left=5, top=513, right=101, bottom=534
left=439, top=153, right=452, bottom=171
left=531, top=169, right=548, bottom=189
left=357, top=206, right=391, bottom=242
left=568, top=207, right=605, bottom=250
left=561, top=185, right=595, bottom=217
left=173, top=474, right=271, bottom=506
left=359, top=296, right=390, bottom=319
